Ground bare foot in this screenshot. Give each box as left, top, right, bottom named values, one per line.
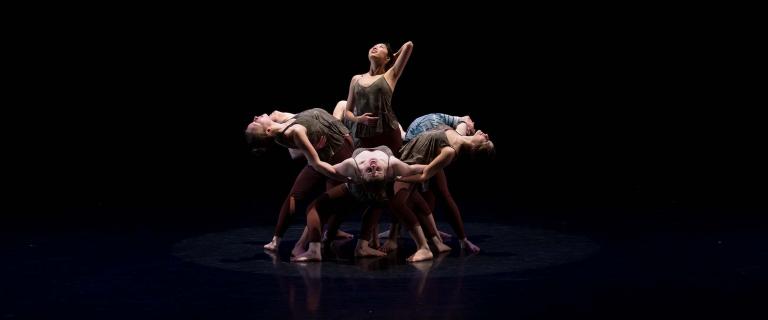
left=460, top=238, right=480, bottom=254
left=431, top=236, right=452, bottom=253
left=355, top=240, right=387, bottom=257
left=407, top=248, right=433, bottom=262
left=377, top=230, right=390, bottom=239
left=438, top=230, right=452, bottom=240
left=291, top=243, right=322, bottom=262
left=336, top=229, right=354, bottom=239
left=291, top=242, right=307, bottom=257
left=380, top=239, right=398, bottom=252
left=263, top=236, right=280, bottom=251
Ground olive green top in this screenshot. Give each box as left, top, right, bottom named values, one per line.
left=352, top=76, right=399, bottom=138
left=399, top=129, right=453, bottom=165
left=275, top=108, right=350, bottom=162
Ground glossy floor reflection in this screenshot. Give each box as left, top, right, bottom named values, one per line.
left=172, top=223, right=599, bottom=278
left=3, top=211, right=766, bottom=319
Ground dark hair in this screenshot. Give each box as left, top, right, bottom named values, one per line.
left=382, top=42, right=394, bottom=69
left=244, top=126, right=274, bottom=156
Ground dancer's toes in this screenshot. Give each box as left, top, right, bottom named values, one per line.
left=407, top=248, right=433, bottom=262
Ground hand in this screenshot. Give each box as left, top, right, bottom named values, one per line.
left=462, top=116, right=476, bottom=135
left=357, top=113, right=379, bottom=126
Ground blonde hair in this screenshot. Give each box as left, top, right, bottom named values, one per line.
left=473, top=141, right=496, bottom=160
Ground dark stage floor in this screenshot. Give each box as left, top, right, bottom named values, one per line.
left=3, top=209, right=766, bottom=319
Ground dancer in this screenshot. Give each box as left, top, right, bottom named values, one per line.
left=291, top=146, right=439, bottom=263
left=392, top=127, right=495, bottom=253
left=245, top=107, right=354, bottom=254
left=343, top=41, right=413, bottom=152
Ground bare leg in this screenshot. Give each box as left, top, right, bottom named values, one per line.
left=380, top=224, right=399, bottom=252
left=409, top=190, right=451, bottom=240
left=359, top=206, right=382, bottom=249
left=370, top=223, right=380, bottom=248
left=430, top=235, right=452, bottom=253
left=291, top=227, right=309, bottom=257
left=406, top=226, right=433, bottom=262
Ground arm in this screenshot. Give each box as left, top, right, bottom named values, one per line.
left=396, top=147, right=455, bottom=183
left=288, top=135, right=327, bottom=160
left=454, top=115, right=475, bottom=135
left=290, top=126, right=348, bottom=181
left=331, top=158, right=359, bottom=182
left=389, top=157, right=426, bottom=179
left=455, top=122, right=469, bottom=136
left=344, top=75, right=378, bottom=126
left=385, top=41, right=413, bottom=85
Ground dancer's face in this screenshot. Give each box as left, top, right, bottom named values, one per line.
left=471, top=130, right=490, bottom=145
left=358, top=157, right=387, bottom=182
left=246, top=114, right=273, bottom=137
left=368, top=43, right=390, bottom=65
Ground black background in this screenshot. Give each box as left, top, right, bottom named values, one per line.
left=11, top=10, right=764, bottom=231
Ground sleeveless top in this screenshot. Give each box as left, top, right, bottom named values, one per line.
left=274, top=108, right=350, bottom=162
left=351, top=76, right=399, bottom=138
left=346, top=145, right=394, bottom=205
left=399, top=128, right=454, bottom=165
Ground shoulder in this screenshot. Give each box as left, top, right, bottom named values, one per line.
left=441, top=145, right=457, bottom=156
left=285, top=123, right=306, bottom=136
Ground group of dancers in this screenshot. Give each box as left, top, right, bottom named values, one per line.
left=245, top=41, right=495, bottom=262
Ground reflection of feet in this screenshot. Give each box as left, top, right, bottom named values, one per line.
left=431, top=236, right=452, bottom=253
left=355, top=240, right=387, bottom=257
left=291, top=243, right=322, bottom=262
left=264, top=249, right=280, bottom=265
left=335, top=229, right=354, bottom=239
left=438, top=230, right=452, bottom=240
left=460, top=238, right=480, bottom=254
left=295, top=260, right=322, bottom=279
left=433, top=251, right=449, bottom=267
left=355, top=255, right=384, bottom=271
left=409, top=259, right=434, bottom=273
left=295, top=263, right=322, bottom=312
left=380, top=239, right=398, bottom=253
left=407, top=248, right=433, bottom=262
